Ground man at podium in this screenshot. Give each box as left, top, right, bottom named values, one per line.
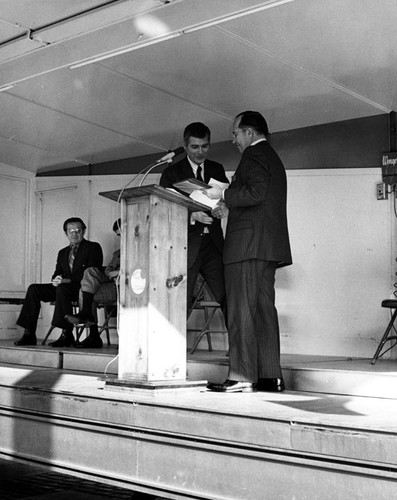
left=159, top=122, right=229, bottom=318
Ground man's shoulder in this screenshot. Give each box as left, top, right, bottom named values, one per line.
left=204, top=158, right=224, bottom=169
left=80, top=239, right=102, bottom=250
left=58, top=245, right=70, bottom=255
left=246, top=141, right=283, bottom=163
left=162, top=156, right=188, bottom=173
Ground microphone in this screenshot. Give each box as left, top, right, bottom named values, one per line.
left=156, top=146, right=185, bottom=163
left=117, top=147, right=185, bottom=199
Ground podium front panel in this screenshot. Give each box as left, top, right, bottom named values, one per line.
left=118, top=194, right=188, bottom=382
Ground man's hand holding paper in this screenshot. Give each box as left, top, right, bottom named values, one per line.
left=211, top=200, right=229, bottom=219
left=204, top=178, right=228, bottom=200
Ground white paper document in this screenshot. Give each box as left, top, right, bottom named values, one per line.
left=188, top=178, right=228, bottom=209
left=208, top=178, right=229, bottom=192
left=189, top=190, right=219, bottom=209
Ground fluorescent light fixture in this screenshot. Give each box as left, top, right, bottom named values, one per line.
left=184, top=0, right=294, bottom=33
left=0, top=84, right=14, bottom=92
left=69, top=31, right=180, bottom=69
left=69, top=0, right=293, bottom=69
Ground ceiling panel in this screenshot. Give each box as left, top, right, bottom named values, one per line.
left=0, top=0, right=394, bottom=174
left=103, top=25, right=383, bottom=132
left=225, top=0, right=397, bottom=109
left=0, top=0, right=108, bottom=30
left=9, top=63, right=232, bottom=149
left=0, top=134, right=71, bottom=172
left=0, top=91, right=155, bottom=166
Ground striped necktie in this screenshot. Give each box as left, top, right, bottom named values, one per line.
left=69, top=245, right=78, bottom=271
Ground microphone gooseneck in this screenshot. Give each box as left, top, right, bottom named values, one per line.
left=156, top=146, right=185, bottom=164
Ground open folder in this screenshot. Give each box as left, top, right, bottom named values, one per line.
left=173, top=178, right=228, bottom=210
left=173, top=178, right=210, bottom=194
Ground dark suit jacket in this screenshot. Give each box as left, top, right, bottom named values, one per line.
left=52, top=238, right=103, bottom=284
left=160, top=156, right=229, bottom=267
left=224, top=141, right=292, bottom=267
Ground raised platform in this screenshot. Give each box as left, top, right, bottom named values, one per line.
left=1, top=341, right=397, bottom=399
left=1, top=342, right=397, bottom=499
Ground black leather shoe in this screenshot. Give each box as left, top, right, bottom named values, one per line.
left=75, top=335, right=103, bottom=348
left=207, top=379, right=256, bottom=393
left=257, top=378, right=285, bottom=392
left=65, top=313, right=95, bottom=326
left=14, top=329, right=37, bottom=346
left=48, top=330, right=75, bottom=348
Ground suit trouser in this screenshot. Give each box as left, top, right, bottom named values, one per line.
left=78, top=267, right=117, bottom=322
left=17, top=282, right=80, bottom=334
left=225, top=260, right=282, bottom=382
left=187, top=234, right=227, bottom=321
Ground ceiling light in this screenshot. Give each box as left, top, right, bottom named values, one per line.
left=0, top=85, right=14, bottom=92
left=69, top=0, right=294, bottom=69
left=69, top=32, right=180, bottom=69
left=184, top=0, right=294, bottom=33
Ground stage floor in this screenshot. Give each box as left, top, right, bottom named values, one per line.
left=1, top=344, right=397, bottom=499
left=0, top=354, right=397, bottom=433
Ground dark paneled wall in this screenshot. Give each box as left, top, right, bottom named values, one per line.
left=38, top=114, right=390, bottom=177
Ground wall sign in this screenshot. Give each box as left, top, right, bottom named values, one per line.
left=381, top=152, right=397, bottom=185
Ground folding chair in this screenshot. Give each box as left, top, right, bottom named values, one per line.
left=371, top=299, right=397, bottom=364
left=41, top=301, right=84, bottom=345
left=187, top=276, right=227, bottom=354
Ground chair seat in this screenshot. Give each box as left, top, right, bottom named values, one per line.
left=382, top=299, right=397, bottom=308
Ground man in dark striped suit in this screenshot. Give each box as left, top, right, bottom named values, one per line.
left=206, top=111, right=292, bottom=393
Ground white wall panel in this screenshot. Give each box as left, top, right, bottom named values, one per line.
left=277, top=168, right=394, bottom=357
left=11, top=168, right=397, bottom=358
left=0, top=165, right=33, bottom=298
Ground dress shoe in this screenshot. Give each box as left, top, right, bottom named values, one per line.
left=65, top=312, right=95, bottom=326
left=207, top=379, right=256, bottom=393
left=48, top=330, right=75, bottom=348
left=75, top=335, right=103, bottom=348
left=14, top=329, right=37, bottom=346
left=257, top=377, right=285, bottom=392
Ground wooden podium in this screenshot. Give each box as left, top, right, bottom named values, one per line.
left=99, top=185, right=209, bottom=392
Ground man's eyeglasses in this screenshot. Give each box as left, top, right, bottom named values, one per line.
left=232, top=128, right=250, bottom=138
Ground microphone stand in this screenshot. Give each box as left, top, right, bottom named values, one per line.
left=115, top=152, right=182, bottom=234
left=138, top=158, right=172, bottom=187
left=116, top=158, right=172, bottom=204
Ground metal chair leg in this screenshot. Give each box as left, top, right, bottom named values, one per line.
left=42, top=325, right=55, bottom=345
left=371, top=307, right=397, bottom=364
left=97, top=305, right=116, bottom=346
left=190, top=307, right=217, bottom=354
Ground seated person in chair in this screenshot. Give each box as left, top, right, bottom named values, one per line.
left=65, top=218, right=121, bottom=348
left=14, top=217, right=103, bottom=347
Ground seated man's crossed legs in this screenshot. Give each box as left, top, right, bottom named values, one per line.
left=65, top=267, right=116, bottom=348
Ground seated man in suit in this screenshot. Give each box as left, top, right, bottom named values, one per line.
left=159, top=122, right=229, bottom=318
left=14, top=217, right=103, bottom=348
left=64, top=218, right=121, bottom=348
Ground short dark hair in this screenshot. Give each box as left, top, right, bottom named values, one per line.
left=112, top=218, right=121, bottom=233
left=235, top=111, right=269, bottom=137
left=183, top=122, right=211, bottom=144
left=63, top=217, right=86, bottom=233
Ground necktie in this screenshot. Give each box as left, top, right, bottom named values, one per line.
left=196, top=165, right=203, bottom=182
left=69, top=246, right=77, bottom=271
